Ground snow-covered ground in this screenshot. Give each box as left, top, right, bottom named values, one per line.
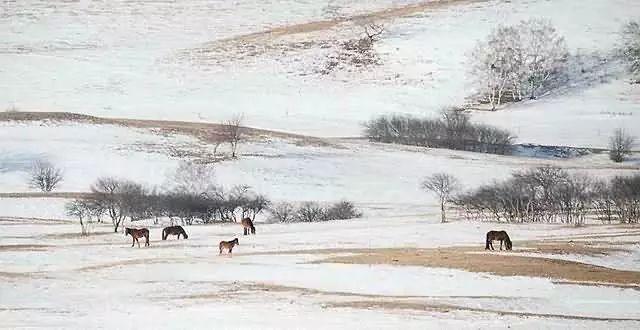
left=2, top=216, right=640, bottom=329
left=1, top=0, right=639, bottom=146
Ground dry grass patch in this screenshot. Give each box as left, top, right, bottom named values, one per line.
left=0, top=244, right=51, bottom=252
left=76, top=257, right=187, bottom=272
left=328, top=300, right=640, bottom=322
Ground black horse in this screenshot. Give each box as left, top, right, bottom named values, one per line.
left=162, top=225, right=189, bottom=240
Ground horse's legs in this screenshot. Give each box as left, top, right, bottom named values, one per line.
left=243, top=227, right=247, bottom=236
left=131, top=238, right=135, bottom=248
left=146, top=234, right=149, bottom=247
left=499, top=240, right=503, bottom=251
left=489, top=241, right=494, bottom=250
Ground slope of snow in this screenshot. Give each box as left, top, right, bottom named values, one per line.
left=1, top=0, right=639, bottom=146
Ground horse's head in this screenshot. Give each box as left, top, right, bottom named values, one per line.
left=125, top=228, right=131, bottom=236
left=505, top=236, right=513, bottom=250
left=233, top=238, right=239, bottom=245
left=183, top=232, right=189, bottom=239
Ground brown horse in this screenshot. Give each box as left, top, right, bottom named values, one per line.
left=241, top=217, right=256, bottom=235
left=162, top=225, right=188, bottom=240
left=125, top=228, right=150, bottom=248
left=485, top=230, right=512, bottom=251
left=219, top=238, right=239, bottom=255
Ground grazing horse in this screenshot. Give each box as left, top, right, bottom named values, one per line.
left=162, top=225, right=188, bottom=240
left=219, top=238, right=239, bottom=255
left=125, top=228, right=150, bottom=248
left=241, top=217, right=256, bottom=235
left=485, top=230, right=512, bottom=251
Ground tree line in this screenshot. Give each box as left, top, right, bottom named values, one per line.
left=453, top=167, right=640, bottom=226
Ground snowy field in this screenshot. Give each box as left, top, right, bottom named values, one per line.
left=2, top=216, right=640, bottom=329
left=3, top=0, right=640, bottom=328
left=1, top=0, right=639, bottom=146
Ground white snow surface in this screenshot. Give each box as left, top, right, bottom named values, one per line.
left=1, top=0, right=639, bottom=146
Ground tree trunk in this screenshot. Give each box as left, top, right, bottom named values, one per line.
left=441, top=200, right=446, bottom=223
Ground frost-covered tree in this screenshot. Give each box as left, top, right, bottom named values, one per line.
left=621, top=21, right=640, bottom=83
left=469, top=19, right=568, bottom=108
left=29, top=160, right=63, bottom=192
left=517, top=19, right=569, bottom=99
left=470, top=25, right=524, bottom=110
left=421, top=173, right=460, bottom=223
left=609, top=128, right=636, bottom=163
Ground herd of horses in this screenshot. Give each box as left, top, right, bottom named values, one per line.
left=126, top=217, right=513, bottom=253
left=124, top=217, right=255, bottom=254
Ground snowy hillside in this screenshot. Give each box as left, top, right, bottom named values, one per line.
left=2, top=0, right=639, bottom=146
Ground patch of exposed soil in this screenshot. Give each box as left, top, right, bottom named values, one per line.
left=0, top=244, right=51, bottom=252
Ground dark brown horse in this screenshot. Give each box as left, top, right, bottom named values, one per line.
left=485, top=230, right=512, bottom=251
left=219, top=238, right=239, bottom=255
left=241, top=217, right=256, bottom=235
left=125, top=228, right=150, bottom=248
left=162, top=225, right=188, bottom=240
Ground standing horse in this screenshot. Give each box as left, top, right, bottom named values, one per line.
left=485, top=230, right=512, bottom=251
left=125, top=228, right=150, bottom=248
left=219, top=238, right=239, bottom=255
left=162, top=225, right=189, bottom=240
left=241, top=217, right=256, bottom=235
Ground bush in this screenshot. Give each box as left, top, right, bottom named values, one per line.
left=621, top=21, right=640, bottom=82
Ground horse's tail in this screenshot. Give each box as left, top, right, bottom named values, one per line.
left=162, top=228, right=167, bottom=240
left=504, top=233, right=512, bottom=250
left=485, top=232, right=491, bottom=250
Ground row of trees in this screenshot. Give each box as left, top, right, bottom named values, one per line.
left=65, top=161, right=363, bottom=235
left=363, top=109, right=516, bottom=154
left=452, top=167, right=640, bottom=226
left=268, top=201, right=362, bottom=223
left=470, top=19, right=569, bottom=110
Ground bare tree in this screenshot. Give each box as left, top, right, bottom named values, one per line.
left=269, top=202, right=296, bottom=223
left=609, top=128, right=636, bottom=163
left=65, top=199, right=92, bottom=235
left=469, top=25, right=524, bottom=110
left=168, top=161, right=217, bottom=194
left=28, top=160, right=63, bottom=192
left=469, top=20, right=568, bottom=108
left=518, top=19, right=569, bottom=99
left=90, top=177, right=127, bottom=232
left=621, top=20, right=640, bottom=83
left=223, top=114, right=244, bottom=158
left=421, top=173, right=460, bottom=223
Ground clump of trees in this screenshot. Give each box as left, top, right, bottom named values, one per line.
left=469, top=19, right=569, bottom=110
left=455, top=167, right=640, bottom=225
left=609, top=128, right=636, bottom=163
left=363, top=109, right=515, bottom=155
left=621, top=20, right=640, bottom=83
left=268, top=200, right=362, bottom=223
left=65, top=161, right=270, bottom=233
left=28, top=160, right=63, bottom=192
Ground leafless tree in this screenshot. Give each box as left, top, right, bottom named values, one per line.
left=65, top=199, right=92, bottom=235
left=168, top=161, right=217, bottom=194
left=470, top=25, right=524, bottom=110
left=29, top=160, right=63, bottom=192
left=223, top=114, right=244, bottom=158
left=518, top=19, right=569, bottom=99
left=470, top=20, right=568, bottom=108
left=269, top=202, right=296, bottom=223
left=621, top=20, right=640, bottom=82
left=89, top=177, right=127, bottom=232
left=421, top=173, right=461, bottom=223
left=609, top=128, right=636, bottom=163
